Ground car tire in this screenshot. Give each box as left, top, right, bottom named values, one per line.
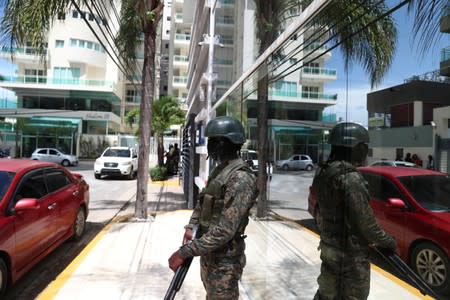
left=61, top=159, right=70, bottom=167
left=0, top=258, right=7, bottom=296
left=314, top=206, right=322, bottom=232
left=411, top=242, right=450, bottom=294
left=94, top=173, right=101, bottom=179
left=71, top=208, right=86, bottom=242
left=127, top=167, right=134, bottom=180
left=306, top=165, right=313, bottom=171
left=282, top=164, right=289, bottom=171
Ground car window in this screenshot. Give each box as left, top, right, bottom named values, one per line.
left=49, top=149, right=58, bottom=155
left=46, top=168, right=72, bottom=192
left=37, top=149, right=47, bottom=154
left=398, top=175, right=450, bottom=212
left=118, top=149, right=131, bottom=157
left=0, top=171, right=15, bottom=200
left=362, top=173, right=402, bottom=202
left=15, top=169, right=47, bottom=201
left=301, top=155, right=309, bottom=160
left=293, top=156, right=299, bottom=161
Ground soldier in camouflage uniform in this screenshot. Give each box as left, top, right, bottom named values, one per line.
left=312, top=122, right=397, bottom=300
left=169, top=116, right=258, bottom=299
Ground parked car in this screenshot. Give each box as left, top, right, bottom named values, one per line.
left=94, top=146, right=138, bottom=179
left=241, top=149, right=259, bottom=174
left=276, top=154, right=314, bottom=171
left=30, top=148, right=78, bottom=167
left=308, top=166, right=450, bottom=294
left=369, top=160, right=420, bottom=168
left=0, top=159, right=89, bottom=295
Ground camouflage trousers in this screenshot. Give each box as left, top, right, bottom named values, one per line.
left=314, top=245, right=370, bottom=300
left=200, top=254, right=246, bottom=300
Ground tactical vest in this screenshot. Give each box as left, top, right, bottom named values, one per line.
left=312, top=161, right=356, bottom=248
left=198, top=158, right=253, bottom=235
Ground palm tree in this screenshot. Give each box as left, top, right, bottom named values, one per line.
left=0, top=0, right=164, bottom=219
left=125, top=95, right=185, bottom=167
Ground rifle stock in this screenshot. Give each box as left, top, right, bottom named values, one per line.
left=164, top=225, right=199, bottom=300
left=374, top=247, right=441, bottom=300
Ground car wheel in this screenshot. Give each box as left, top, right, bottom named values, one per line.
left=314, top=206, right=322, bottom=232
left=282, top=164, right=289, bottom=171
left=94, top=173, right=101, bottom=179
left=71, top=208, right=86, bottom=241
left=0, top=258, right=7, bottom=296
left=61, top=159, right=70, bottom=167
left=306, top=165, right=313, bottom=171
left=127, top=167, right=134, bottom=180
left=411, top=242, right=450, bottom=294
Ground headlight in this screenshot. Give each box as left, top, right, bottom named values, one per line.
left=94, top=160, right=101, bottom=165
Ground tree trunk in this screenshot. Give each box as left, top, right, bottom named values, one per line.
left=157, top=133, right=164, bottom=167
left=135, top=29, right=156, bottom=219
left=256, top=64, right=269, bottom=218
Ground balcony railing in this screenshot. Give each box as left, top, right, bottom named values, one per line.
left=304, top=42, right=328, bottom=52
left=173, top=76, right=188, bottom=84
left=303, top=66, right=337, bottom=76
left=220, top=0, right=235, bottom=4
left=216, top=16, right=234, bottom=25
left=269, top=89, right=337, bottom=100
left=1, top=46, right=48, bottom=56
left=214, top=58, right=233, bottom=65
left=175, top=34, right=191, bottom=42
left=174, top=55, right=189, bottom=63
left=1, top=76, right=115, bottom=88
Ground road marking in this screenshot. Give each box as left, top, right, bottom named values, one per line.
left=35, top=214, right=130, bottom=300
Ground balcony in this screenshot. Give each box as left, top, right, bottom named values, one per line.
left=174, top=34, right=191, bottom=45
left=303, top=42, right=331, bottom=60
left=0, top=46, right=48, bottom=63
left=301, top=66, right=337, bottom=82
left=440, top=47, right=450, bottom=76
left=173, top=76, right=188, bottom=86
left=0, top=75, right=116, bottom=92
left=269, top=89, right=337, bottom=103
left=174, top=55, right=189, bottom=64
left=440, top=6, right=450, bottom=33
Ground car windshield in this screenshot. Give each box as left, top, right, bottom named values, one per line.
left=398, top=175, right=450, bottom=212
left=0, top=171, right=15, bottom=201
left=103, top=149, right=130, bottom=158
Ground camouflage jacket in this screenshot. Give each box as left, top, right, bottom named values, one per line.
left=179, top=158, right=257, bottom=258
left=312, top=160, right=396, bottom=252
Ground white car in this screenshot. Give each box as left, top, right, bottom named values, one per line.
left=276, top=154, right=314, bottom=171
left=31, top=148, right=78, bottom=167
left=369, top=160, right=420, bottom=168
left=94, top=146, right=138, bottom=179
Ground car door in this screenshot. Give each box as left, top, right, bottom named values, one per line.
left=44, top=168, right=79, bottom=239
left=11, top=169, right=56, bottom=271
left=362, top=173, right=409, bottom=250
left=35, top=148, right=48, bottom=161
left=291, top=155, right=300, bottom=169
left=131, top=148, right=138, bottom=170
left=48, top=148, right=62, bottom=164
left=299, top=155, right=309, bottom=169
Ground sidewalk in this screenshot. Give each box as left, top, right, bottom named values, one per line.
left=36, top=177, right=432, bottom=300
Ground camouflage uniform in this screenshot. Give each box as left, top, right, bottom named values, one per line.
left=313, top=161, right=396, bottom=300
left=179, top=158, right=257, bottom=300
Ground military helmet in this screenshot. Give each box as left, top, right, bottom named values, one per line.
left=204, top=116, right=245, bottom=144
left=328, top=122, right=369, bottom=147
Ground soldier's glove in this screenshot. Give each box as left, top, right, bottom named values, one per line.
left=168, top=250, right=185, bottom=272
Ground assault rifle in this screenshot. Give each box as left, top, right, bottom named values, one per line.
left=164, top=225, right=198, bottom=300
left=374, top=247, right=441, bottom=300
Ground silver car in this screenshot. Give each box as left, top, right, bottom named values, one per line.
left=276, top=154, right=314, bottom=171
left=30, top=148, right=79, bottom=167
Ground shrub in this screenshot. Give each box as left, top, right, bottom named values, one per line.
left=149, top=165, right=168, bottom=181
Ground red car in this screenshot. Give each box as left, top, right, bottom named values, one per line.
left=308, top=166, right=450, bottom=295
left=0, top=159, right=89, bottom=295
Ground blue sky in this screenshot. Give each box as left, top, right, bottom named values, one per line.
left=324, top=6, right=450, bottom=126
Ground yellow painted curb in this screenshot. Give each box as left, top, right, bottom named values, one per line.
left=36, top=214, right=130, bottom=300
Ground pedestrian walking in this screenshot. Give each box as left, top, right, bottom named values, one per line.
left=168, top=116, right=258, bottom=299
left=312, top=122, right=397, bottom=300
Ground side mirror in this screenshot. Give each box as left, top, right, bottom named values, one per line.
left=15, top=198, right=40, bottom=212
left=387, top=198, right=407, bottom=210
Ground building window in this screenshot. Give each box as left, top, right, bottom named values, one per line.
left=126, top=89, right=141, bottom=103
left=88, top=13, right=94, bottom=21
left=70, top=39, right=77, bottom=47
left=79, top=40, right=85, bottom=48
left=87, top=41, right=93, bottom=49
left=55, top=40, right=64, bottom=48
left=25, top=69, right=47, bottom=83
left=72, top=10, right=78, bottom=18
left=57, top=12, right=66, bottom=20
